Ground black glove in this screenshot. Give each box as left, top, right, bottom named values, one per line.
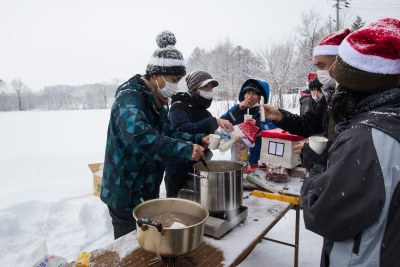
left=301, top=142, right=328, bottom=171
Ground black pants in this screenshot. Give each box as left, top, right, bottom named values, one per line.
left=164, top=172, right=195, bottom=198
left=108, top=206, right=136, bottom=240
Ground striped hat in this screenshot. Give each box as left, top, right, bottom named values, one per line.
left=333, top=18, right=400, bottom=92
left=186, top=71, right=218, bottom=92
left=313, top=28, right=352, bottom=57
left=146, top=31, right=186, bottom=76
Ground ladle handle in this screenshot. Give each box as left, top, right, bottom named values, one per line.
left=187, top=172, right=206, bottom=179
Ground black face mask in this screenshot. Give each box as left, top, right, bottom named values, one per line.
left=189, top=92, right=212, bottom=109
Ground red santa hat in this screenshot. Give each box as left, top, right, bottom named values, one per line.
left=333, top=18, right=400, bottom=92
left=313, top=28, right=352, bottom=57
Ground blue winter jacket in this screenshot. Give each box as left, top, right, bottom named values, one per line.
left=220, top=78, right=276, bottom=164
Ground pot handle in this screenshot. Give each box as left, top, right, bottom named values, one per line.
left=137, top=218, right=163, bottom=232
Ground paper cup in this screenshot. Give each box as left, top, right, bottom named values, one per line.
left=244, top=114, right=252, bottom=121
left=208, top=134, right=221, bottom=150
left=308, top=136, right=328, bottom=155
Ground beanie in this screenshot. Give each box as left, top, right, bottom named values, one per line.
left=313, top=28, right=352, bottom=57
left=333, top=18, right=400, bottom=93
left=242, top=81, right=264, bottom=97
left=146, top=30, right=186, bottom=76
left=186, top=71, right=219, bottom=92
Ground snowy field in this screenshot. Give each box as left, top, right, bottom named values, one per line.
left=0, top=105, right=322, bottom=266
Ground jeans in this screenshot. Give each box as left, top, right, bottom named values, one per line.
left=108, top=206, right=136, bottom=239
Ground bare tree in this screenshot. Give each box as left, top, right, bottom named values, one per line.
left=257, top=36, right=298, bottom=107
left=297, top=10, right=329, bottom=59
left=11, top=79, right=25, bottom=111
left=98, top=83, right=108, bottom=109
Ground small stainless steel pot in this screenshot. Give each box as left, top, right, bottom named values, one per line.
left=132, top=198, right=208, bottom=257
left=193, top=160, right=244, bottom=212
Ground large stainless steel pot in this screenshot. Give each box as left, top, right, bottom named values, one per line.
left=132, top=198, right=208, bottom=257
left=193, top=160, right=244, bottom=212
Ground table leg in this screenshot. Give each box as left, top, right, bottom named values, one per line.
left=294, top=204, right=300, bottom=267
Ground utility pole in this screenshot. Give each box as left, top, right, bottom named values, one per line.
left=330, top=0, right=351, bottom=31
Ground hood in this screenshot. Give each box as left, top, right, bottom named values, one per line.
left=238, top=78, right=270, bottom=102
left=115, top=74, right=146, bottom=97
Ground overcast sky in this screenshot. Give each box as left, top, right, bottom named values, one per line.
left=1, top=0, right=399, bottom=90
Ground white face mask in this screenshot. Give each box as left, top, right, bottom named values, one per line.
left=311, top=91, right=319, bottom=101
left=317, top=70, right=336, bottom=89
left=156, top=76, right=179, bottom=98
left=199, top=90, right=213, bottom=100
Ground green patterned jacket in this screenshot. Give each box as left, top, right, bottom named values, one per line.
left=101, top=74, right=204, bottom=212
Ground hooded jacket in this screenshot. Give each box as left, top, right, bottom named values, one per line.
left=301, top=88, right=400, bottom=267
left=165, top=92, right=219, bottom=176
left=101, top=75, right=204, bottom=212
left=220, top=78, right=276, bottom=164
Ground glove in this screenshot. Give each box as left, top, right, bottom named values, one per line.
left=300, top=142, right=328, bottom=171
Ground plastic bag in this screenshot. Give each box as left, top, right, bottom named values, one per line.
left=24, top=240, right=67, bottom=267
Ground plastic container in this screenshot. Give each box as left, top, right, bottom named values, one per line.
left=75, top=251, right=90, bottom=267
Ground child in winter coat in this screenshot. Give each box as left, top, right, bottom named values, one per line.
left=220, top=78, right=276, bottom=165
left=165, top=70, right=233, bottom=197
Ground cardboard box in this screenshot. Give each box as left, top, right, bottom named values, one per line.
left=88, top=163, right=103, bottom=197
left=260, top=129, right=305, bottom=169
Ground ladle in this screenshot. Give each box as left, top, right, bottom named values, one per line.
left=200, top=158, right=210, bottom=172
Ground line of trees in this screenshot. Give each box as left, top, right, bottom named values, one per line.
left=0, top=79, right=120, bottom=111
left=1, top=11, right=362, bottom=112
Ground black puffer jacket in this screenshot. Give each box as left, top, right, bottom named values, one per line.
left=165, top=92, right=218, bottom=176
left=276, top=96, right=330, bottom=138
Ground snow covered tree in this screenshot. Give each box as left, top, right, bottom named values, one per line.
left=257, top=36, right=298, bottom=107
left=11, top=79, right=25, bottom=111
left=351, top=16, right=365, bottom=31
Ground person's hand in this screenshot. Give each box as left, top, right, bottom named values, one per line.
left=201, top=135, right=210, bottom=149
left=301, top=143, right=328, bottom=171
left=293, top=141, right=306, bottom=158
left=191, top=144, right=205, bottom=161
left=263, top=104, right=283, bottom=122
left=239, top=99, right=252, bottom=110
left=216, top=118, right=234, bottom=132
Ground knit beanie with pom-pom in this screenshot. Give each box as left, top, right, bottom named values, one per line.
left=146, top=30, right=186, bottom=76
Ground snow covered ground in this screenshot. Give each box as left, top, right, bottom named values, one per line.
left=0, top=106, right=322, bottom=266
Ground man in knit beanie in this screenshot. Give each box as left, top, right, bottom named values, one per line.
left=301, top=18, right=400, bottom=267
left=101, top=31, right=209, bottom=239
